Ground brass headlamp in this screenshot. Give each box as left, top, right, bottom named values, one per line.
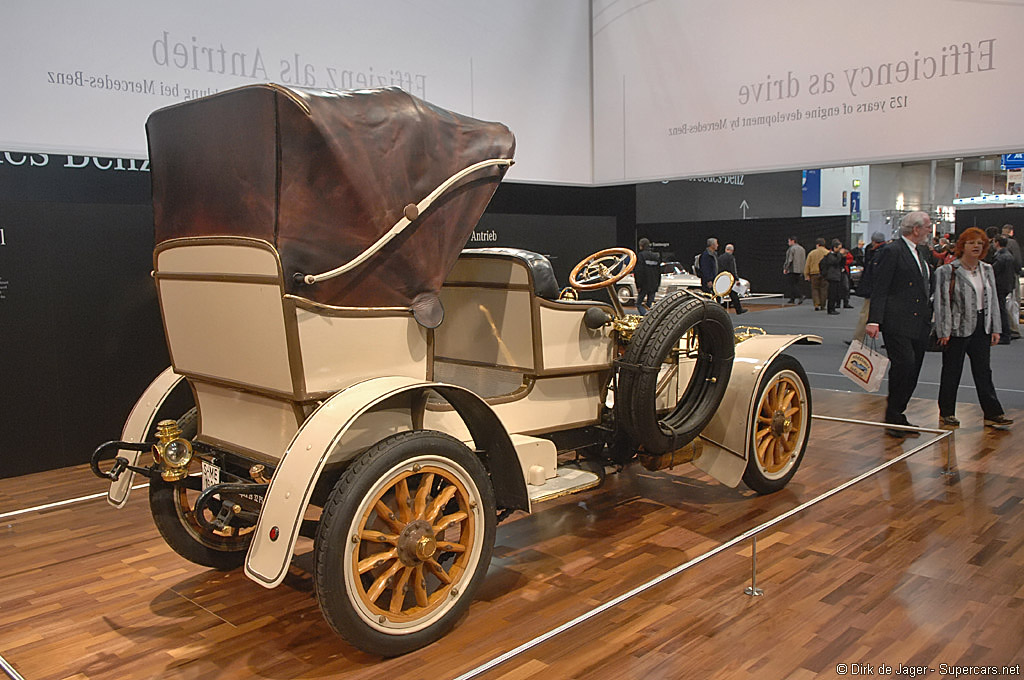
left=153, top=419, right=194, bottom=481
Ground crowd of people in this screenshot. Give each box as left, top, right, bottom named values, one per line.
left=637, top=220, right=1019, bottom=432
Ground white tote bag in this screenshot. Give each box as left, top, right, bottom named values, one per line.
left=839, top=338, right=889, bottom=393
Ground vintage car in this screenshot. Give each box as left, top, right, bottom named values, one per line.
left=615, top=261, right=751, bottom=306
left=92, top=84, right=819, bottom=657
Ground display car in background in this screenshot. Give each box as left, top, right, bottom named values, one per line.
left=92, top=84, right=819, bottom=657
left=615, top=261, right=751, bottom=306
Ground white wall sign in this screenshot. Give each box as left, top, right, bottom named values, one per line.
left=592, top=0, right=1024, bottom=184
left=0, top=1, right=593, bottom=185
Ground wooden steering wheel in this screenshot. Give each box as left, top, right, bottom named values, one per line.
left=569, top=247, right=637, bottom=291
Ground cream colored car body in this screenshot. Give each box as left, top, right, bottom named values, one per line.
left=113, top=237, right=817, bottom=589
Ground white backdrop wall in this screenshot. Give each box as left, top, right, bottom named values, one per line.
left=592, top=0, right=1024, bottom=185
left=0, top=1, right=594, bottom=185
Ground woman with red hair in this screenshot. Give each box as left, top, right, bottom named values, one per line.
left=932, top=227, right=1012, bottom=427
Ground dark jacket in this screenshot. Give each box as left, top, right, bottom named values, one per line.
left=992, top=248, right=1017, bottom=298
left=635, top=248, right=662, bottom=292
left=1006, top=236, right=1022, bottom=272
left=820, top=250, right=844, bottom=282
left=717, top=251, right=738, bottom=276
left=855, top=243, right=884, bottom=297
left=868, top=238, right=932, bottom=339
left=698, top=248, right=718, bottom=286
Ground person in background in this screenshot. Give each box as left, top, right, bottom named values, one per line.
left=933, top=228, right=1012, bottom=428
left=634, top=237, right=661, bottom=316
left=851, top=239, right=865, bottom=267
left=783, top=236, right=806, bottom=304
left=1000, top=224, right=1021, bottom=339
left=820, top=239, right=845, bottom=315
left=841, top=245, right=854, bottom=308
left=804, top=237, right=829, bottom=311
left=991, top=235, right=1016, bottom=344
left=865, top=211, right=933, bottom=438
left=983, top=226, right=1000, bottom=264
left=847, top=231, right=888, bottom=344
left=716, top=243, right=747, bottom=315
left=698, top=237, right=719, bottom=293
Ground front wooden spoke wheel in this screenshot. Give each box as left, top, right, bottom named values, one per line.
left=754, top=373, right=804, bottom=474
left=350, top=464, right=477, bottom=624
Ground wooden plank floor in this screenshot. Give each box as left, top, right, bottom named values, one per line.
left=1, top=389, right=1022, bottom=679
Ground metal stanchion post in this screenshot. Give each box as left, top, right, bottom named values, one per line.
left=744, top=535, right=764, bottom=597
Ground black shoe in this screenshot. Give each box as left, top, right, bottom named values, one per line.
left=786, top=299, right=794, bottom=304
left=843, top=304, right=854, bottom=309
left=885, top=428, right=907, bottom=438
left=886, top=419, right=921, bottom=437
left=939, top=414, right=960, bottom=426
left=828, top=310, right=840, bottom=315
left=985, top=414, right=1013, bottom=426
left=844, top=340, right=852, bottom=345
left=736, top=308, right=747, bottom=315
left=998, top=339, right=1011, bottom=345
left=797, top=297, right=805, bottom=305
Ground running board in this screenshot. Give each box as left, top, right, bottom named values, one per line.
left=527, top=466, right=602, bottom=504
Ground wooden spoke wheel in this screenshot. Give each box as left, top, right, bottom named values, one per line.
left=743, top=355, right=811, bottom=494
left=149, top=409, right=253, bottom=570
left=569, top=247, right=637, bottom=290
left=314, top=431, right=495, bottom=657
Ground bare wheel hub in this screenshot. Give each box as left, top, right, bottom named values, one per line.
left=770, top=410, right=791, bottom=437
left=396, top=519, right=436, bottom=566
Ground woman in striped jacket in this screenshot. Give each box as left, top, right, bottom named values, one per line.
left=932, top=227, right=1012, bottom=427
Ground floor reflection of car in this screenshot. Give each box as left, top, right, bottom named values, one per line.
left=615, top=261, right=751, bottom=306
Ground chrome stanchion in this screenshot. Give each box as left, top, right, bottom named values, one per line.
left=743, top=535, right=764, bottom=597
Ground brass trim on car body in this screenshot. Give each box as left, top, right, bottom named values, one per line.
left=423, top=375, right=536, bottom=412
left=285, top=295, right=414, bottom=317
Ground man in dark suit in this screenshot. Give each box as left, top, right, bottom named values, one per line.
left=865, top=211, right=933, bottom=437
left=698, top=237, right=719, bottom=293
left=717, top=243, right=747, bottom=314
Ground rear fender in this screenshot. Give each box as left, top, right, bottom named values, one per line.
left=693, top=334, right=820, bottom=487
left=244, top=376, right=526, bottom=589
left=107, top=366, right=185, bottom=508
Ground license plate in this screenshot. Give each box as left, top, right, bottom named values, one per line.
left=201, top=460, right=221, bottom=490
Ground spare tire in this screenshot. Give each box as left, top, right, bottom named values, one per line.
left=617, top=292, right=734, bottom=455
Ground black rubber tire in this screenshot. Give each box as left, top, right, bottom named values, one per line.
left=149, top=408, right=252, bottom=570
left=313, top=430, right=496, bottom=657
left=742, top=354, right=811, bottom=494
left=617, top=292, right=735, bottom=454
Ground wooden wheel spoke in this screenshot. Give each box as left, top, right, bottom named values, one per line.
left=779, top=388, right=796, bottom=409
left=360, top=529, right=398, bottom=546
left=413, top=472, right=435, bottom=520
left=784, top=405, right=800, bottom=418
left=755, top=426, right=772, bottom=441
left=366, top=560, right=404, bottom=603
left=757, top=413, right=773, bottom=423
left=389, top=566, right=414, bottom=614
left=436, top=541, right=467, bottom=554
left=756, top=435, right=773, bottom=462
left=357, top=548, right=397, bottom=574
left=423, top=558, right=452, bottom=585
left=425, top=485, right=458, bottom=524
left=373, top=499, right=405, bottom=533
left=395, top=477, right=412, bottom=523
left=434, top=511, right=468, bottom=534
left=412, top=564, right=428, bottom=607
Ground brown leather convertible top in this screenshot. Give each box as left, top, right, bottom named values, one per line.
left=147, top=84, right=515, bottom=326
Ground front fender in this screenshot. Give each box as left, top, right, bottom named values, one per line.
left=107, top=366, right=185, bottom=508
left=693, top=334, right=821, bottom=487
left=244, top=376, right=526, bottom=589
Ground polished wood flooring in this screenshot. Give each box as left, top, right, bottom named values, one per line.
left=1, top=390, right=1022, bottom=679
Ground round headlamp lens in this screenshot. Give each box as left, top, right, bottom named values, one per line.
left=163, top=439, right=193, bottom=467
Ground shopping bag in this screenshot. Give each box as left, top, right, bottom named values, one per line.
left=839, top=338, right=888, bottom=392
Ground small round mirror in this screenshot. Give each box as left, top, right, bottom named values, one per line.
left=712, top=271, right=735, bottom=297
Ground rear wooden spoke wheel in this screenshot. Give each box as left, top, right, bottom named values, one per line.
left=314, top=431, right=495, bottom=656
left=743, top=355, right=811, bottom=494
